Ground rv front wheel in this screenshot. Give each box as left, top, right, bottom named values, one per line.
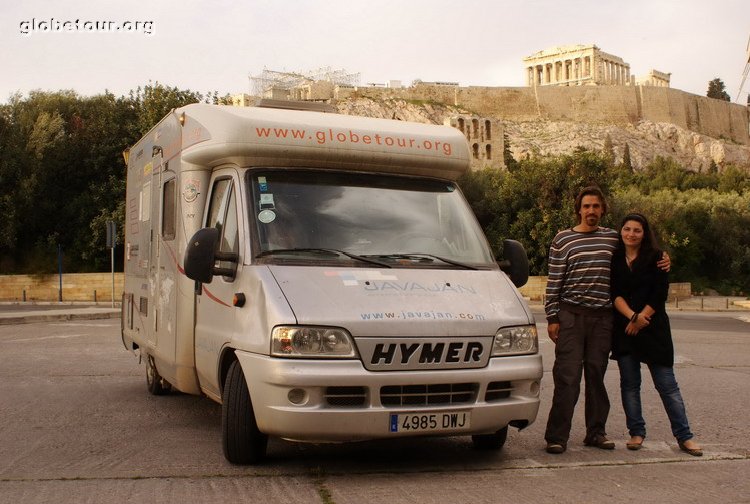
left=222, top=360, right=268, bottom=464
left=471, top=426, right=508, bottom=450
left=146, top=354, right=171, bottom=395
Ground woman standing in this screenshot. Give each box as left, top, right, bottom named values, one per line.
left=610, top=213, right=702, bottom=456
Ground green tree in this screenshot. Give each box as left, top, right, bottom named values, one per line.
left=0, top=84, right=209, bottom=274
left=127, top=82, right=203, bottom=137
left=621, top=142, right=632, bottom=172
left=461, top=150, right=616, bottom=275
left=707, top=78, right=730, bottom=101
left=459, top=150, right=749, bottom=293
left=502, top=132, right=517, bottom=171
left=602, top=134, right=615, bottom=166
left=611, top=187, right=750, bottom=293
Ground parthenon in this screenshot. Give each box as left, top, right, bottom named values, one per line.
left=523, top=45, right=632, bottom=87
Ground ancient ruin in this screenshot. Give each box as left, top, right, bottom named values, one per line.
left=523, top=44, right=631, bottom=86
left=444, top=116, right=504, bottom=170
left=522, top=44, right=672, bottom=89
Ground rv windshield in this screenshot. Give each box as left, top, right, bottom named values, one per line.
left=248, top=170, right=495, bottom=268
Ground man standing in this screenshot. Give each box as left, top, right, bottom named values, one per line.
left=543, top=186, right=619, bottom=454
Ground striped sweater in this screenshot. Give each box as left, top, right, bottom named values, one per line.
left=544, top=227, right=619, bottom=323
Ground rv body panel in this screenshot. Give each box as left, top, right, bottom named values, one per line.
left=265, top=266, right=530, bottom=337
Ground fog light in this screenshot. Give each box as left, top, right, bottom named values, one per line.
left=530, top=381, right=540, bottom=397
left=287, top=388, right=307, bottom=405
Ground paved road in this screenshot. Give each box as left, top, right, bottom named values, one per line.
left=0, top=313, right=748, bottom=504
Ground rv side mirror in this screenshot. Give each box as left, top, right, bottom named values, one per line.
left=184, top=228, right=220, bottom=283
left=498, top=239, right=529, bottom=288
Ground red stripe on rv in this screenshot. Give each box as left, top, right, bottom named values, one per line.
left=203, top=286, right=232, bottom=307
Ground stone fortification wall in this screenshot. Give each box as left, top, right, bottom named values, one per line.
left=457, top=87, right=540, bottom=120
left=458, top=86, right=641, bottom=124
left=636, top=87, right=748, bottom=144
left=337, top=82, right=458, bottom=104
left=339, top=84, right=749, bottom=146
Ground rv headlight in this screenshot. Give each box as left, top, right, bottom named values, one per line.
left=492, top=325, right=538, bottom=356
left=271, top=326, right=358, bottom=358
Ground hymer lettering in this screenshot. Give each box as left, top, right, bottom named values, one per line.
left=370, top=341, right=484, bottom=366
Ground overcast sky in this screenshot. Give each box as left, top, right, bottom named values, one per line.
left=3, top=0, right=749, bottom=104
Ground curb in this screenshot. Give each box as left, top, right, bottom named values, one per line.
left=0, top=311, right=121, bottom=326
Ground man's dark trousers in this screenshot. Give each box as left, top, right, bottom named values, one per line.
left=545, top=305, right=613, bottom=445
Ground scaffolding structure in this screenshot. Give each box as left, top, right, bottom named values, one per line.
left=250, top=67, right=361, bottom=96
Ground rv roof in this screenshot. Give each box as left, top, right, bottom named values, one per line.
left=176, top=103, right=471, bottom=181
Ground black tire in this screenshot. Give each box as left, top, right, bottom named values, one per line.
left=146, top=354, right=171, bottom=395
left=471, top=426, right=508, bottom=450
left=222, top=360, right=268, bottom=464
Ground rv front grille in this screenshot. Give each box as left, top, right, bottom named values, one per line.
left=325, top=386, right=366, bottom=407
left=485, top=381, right=512, bottom=402
left=380, top=383, right=477, bottom=407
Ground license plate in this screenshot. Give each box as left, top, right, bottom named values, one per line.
left=389, top=411, right=471, bottom=433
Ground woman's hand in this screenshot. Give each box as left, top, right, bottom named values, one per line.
left=625, top=313, right=651, bottom=336
left=657, top=251, right=671, bottom=272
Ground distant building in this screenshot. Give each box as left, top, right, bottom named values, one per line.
left=636, top=70, right=671, bottom=88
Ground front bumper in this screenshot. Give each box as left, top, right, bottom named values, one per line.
left=235, top=350, right=543, bottom=442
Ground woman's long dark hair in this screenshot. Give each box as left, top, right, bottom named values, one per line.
left=618, top=212, right=662, bottom=268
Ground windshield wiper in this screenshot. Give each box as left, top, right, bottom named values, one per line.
left=362, top=253, right=478, bottom=270
left=257, top=248, right=392, bottom=268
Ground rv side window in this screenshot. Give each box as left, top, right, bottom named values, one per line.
left=206, top=179, right=231, bottom=231
left=206, top=177, right=239, bottom=280
left=220, top=187, right=239, bottom=255
left=162, top=178, right=176, bottom=241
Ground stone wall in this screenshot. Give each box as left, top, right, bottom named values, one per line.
left=0, top=273, right=692, bottom=305
left=518, top=276, right=547, bottom=301
left=0, top=273, right=124, bottom=302
left=519, top=277, right=692, bottom=302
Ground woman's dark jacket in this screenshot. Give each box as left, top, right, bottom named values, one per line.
left=610, top=249, right=674, bottom=367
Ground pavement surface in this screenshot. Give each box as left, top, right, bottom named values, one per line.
left=1, top=303, right=748, bottom=504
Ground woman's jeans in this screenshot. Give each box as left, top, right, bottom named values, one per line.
left=617, top=354, right=694, bottom=442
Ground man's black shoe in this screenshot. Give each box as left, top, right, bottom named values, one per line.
left=545, top=442, right=566, bottom=454
left=584, top=434, right=615, bottom=450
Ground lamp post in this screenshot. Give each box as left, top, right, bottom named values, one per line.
left=106, top=220, right=116, bottom=308
left=57, top=243, right=63, bottom=302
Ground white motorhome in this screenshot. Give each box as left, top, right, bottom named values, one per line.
left=121, top=100, right=542, bottom=464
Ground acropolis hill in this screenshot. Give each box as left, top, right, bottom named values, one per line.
left=244, top=48, right=750, bottom=172
left=334, top=85, right=750, bottom=172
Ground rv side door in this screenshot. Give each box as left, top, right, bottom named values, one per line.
left=194, top=169, right=243, bottom=399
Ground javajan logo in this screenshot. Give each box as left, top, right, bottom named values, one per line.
left=324, top=270, right=399, bottom=286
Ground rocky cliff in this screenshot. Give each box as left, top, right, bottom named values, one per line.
left=335, top=97, right=750, bottom=172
